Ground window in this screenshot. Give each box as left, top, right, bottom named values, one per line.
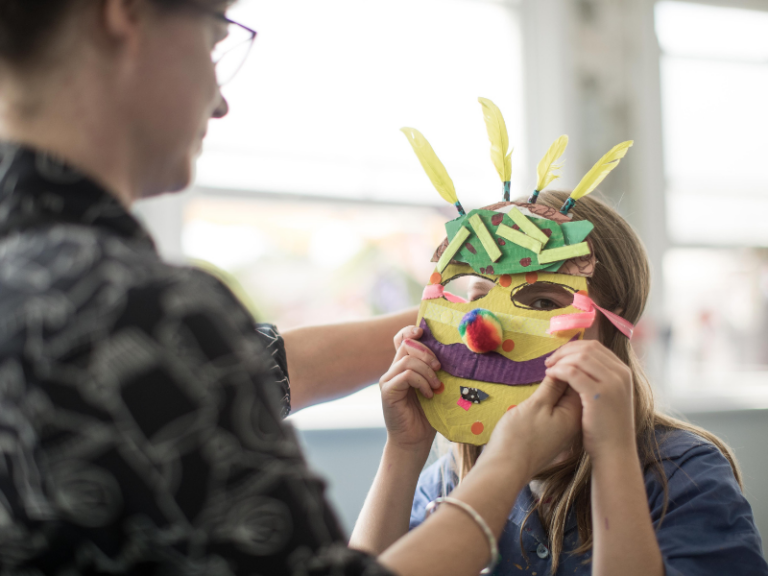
left=184, top=0, right=525, bottom=428
left=656, top=2, right=768, bottom=405
left=198, top=0, right=526, bottom=206
left=657, top=1, right=768, bottom=245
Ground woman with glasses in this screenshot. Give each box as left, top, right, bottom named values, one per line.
left=0, top=1, right=582, bottom=574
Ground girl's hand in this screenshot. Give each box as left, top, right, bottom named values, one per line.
left=484, top=375, right=583, bottom=479
left=544, top=340, right=635, bottom=461
left=379, top=327, right=441, bottom=454
left=393, top=324, right=424, bottom=349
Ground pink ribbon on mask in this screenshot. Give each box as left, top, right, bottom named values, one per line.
left=422, top=284, right=468, bottom=304
left=548, top=293, right=634, bottom=339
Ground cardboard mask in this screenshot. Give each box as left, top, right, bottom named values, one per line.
left=403, top=98, right=635, bottom=445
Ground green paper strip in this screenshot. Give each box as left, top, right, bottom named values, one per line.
left=469, top=214, right=502, bottom=262
left=538, top=242, right=591, bottom=264
left=496, top=224, right=543, bottom=254
left=437, top=226, right=471, bottom=272
left=508, top=207, right=550, bottom=245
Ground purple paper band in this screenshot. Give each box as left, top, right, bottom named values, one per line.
left=420, top=319, right=565, bottom=386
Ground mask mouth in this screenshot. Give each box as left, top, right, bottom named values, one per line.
left=419, top=319, right=575, bottom=386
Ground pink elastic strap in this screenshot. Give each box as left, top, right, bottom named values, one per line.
left=421, top=284, right=468, bottom=304
left=444, top=292, right=468, bottom=304
left=549, top=293, right=635, bottom=339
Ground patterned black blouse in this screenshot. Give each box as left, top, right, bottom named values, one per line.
left=0, top=143, right=390, bottom=576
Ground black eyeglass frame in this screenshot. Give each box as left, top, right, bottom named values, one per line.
left=187, top=4, right=258, bottom=86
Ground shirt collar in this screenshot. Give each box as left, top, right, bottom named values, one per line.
left=508, top=483, right=579, bottom=537
left=0, top=142, right=155, bottom=251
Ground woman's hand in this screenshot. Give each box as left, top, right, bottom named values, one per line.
left=483, top=376, right=583, bottom=479
left=378, top=325, right=441, bottom=454
left=544, top=340, right=635, bottom=461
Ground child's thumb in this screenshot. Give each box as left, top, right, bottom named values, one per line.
left=530, top=375, right=569, bottom=408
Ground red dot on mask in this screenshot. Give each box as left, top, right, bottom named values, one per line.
left=430, top=272, right=442, bottom=285
left=471, top=422, right=484, bottom=435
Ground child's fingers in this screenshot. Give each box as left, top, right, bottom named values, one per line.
left=544, top=353, right=604, bottom=383
left=390, top=338, right=440, bottom=371
left=545, top=340, right=621, bottom=378
left=401, top=339, right=441, bottom=372
left=381, top=356, right=442, bottom=391
left=555, top=383, right=583, bottom=413
left=545, top=339, right=607, bottom=367
left=381, top=367, right=435, bottom=400
left=393, top=325, right=423, bottom=350
left=528, top=374, right=570, bottom=409
left=544, top=363, right=599, bottom=397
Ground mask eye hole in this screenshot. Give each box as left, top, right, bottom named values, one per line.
left=511, top=282, right=575, bottom=311
left=443, top=274, right=495, bottom=303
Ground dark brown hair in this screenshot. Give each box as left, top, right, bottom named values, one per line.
left=0, top=0, right=226, bottom=65
left=454, top=190, right=742, bottom=574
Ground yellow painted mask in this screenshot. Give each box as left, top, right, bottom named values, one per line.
left=401, top=98, right=635, bottom=445
left=417, top=264, right=588, bottom=445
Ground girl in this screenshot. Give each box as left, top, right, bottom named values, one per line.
left=351, top=191, right=768, bottom=576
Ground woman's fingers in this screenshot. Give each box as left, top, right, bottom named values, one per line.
left=393, top=325, right=423, bottom=350
left=554, top=381, right=583, bottom=416
left=528, top=375, right=570, bottom=409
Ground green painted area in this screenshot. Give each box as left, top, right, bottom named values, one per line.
left=561, top=220, right=594, bottom=245
left=444, top=209, right=592, bottom=275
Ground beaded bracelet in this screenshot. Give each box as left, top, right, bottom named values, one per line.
left=425, top=496, right=500, bottom=574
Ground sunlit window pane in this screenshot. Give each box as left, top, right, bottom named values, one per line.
left=657, top=2, right=768, bottom=403
left=656, top=2, right=768, bottom=62
left=196, top=0, right=526, bottom=207
left=657, top=1, right=768, bottom=246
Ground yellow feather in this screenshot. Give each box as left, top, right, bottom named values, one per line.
left=401, top=127, right=458, bottom=206
left=536, top=135, right=569, bottom=192
left=478, top=97, right=512, bottom=182
left=571, top=141, right=634, bottom=200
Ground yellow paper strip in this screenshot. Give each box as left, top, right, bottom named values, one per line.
left=508, top=207, right=550, bottom=245
left=538, top=242, right=591, bottom=264
left=437, top=227, right=471, bottom=272
left=423, top=302, right=557, bottom=339
left=496, top=224, right=543, bottom=254
left=469, top=214, right=502, bottom=262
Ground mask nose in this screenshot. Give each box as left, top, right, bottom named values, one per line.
left=459, top=309, right=503, bottom=354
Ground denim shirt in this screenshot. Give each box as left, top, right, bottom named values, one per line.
left=410, top=429, right=768, bottom=576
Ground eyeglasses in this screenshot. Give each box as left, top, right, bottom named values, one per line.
left=210, top=14, right=257, bottom=86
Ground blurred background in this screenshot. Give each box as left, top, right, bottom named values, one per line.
left=134, top=0, right=768, bottom=539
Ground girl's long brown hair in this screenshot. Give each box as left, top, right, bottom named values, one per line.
left=454, top=191, right=742, bottom=574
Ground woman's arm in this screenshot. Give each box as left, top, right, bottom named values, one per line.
left=283, top=308, right=419, bottom=411
left=379, top=444, right=529, bottom=576
left=351, top=325, right=582, bottom=574
left=377, top=376, right=582, bottom=576
left=545, top=340, right=663, bottom=576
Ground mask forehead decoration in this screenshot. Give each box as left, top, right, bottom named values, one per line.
left=403, top=98, right=635, bottom=445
